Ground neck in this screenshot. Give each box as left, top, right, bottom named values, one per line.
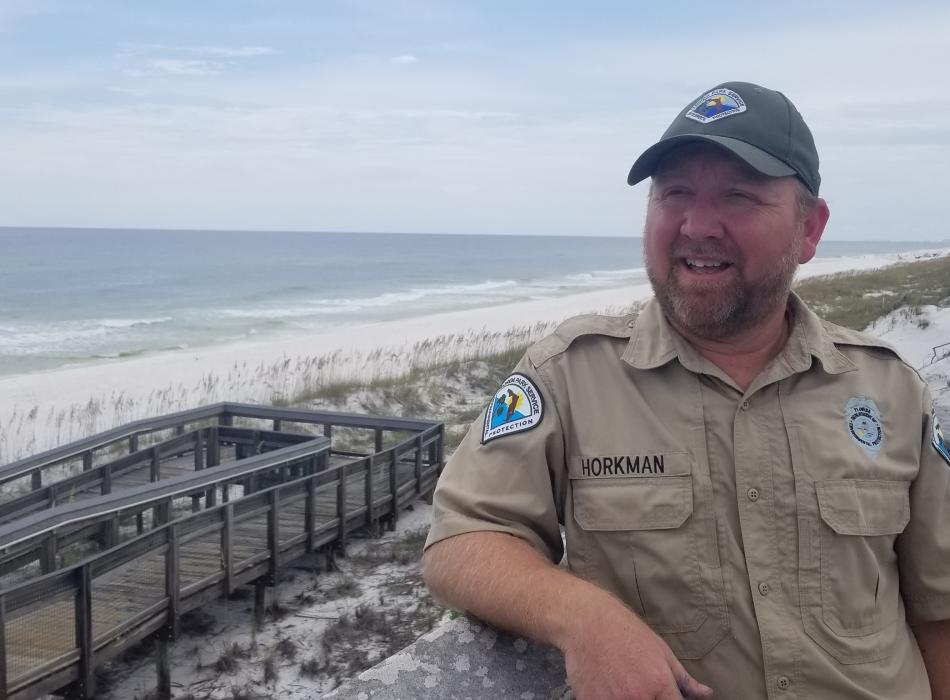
left=673, top=305, right=792, bottom=391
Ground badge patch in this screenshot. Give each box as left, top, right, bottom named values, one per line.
left=933, top=411, right=950, bottom=467
left=482, top=373, right=544, bottom=443
left=845, top=396, right=884, bottom=457
left=685, top=88, right=747, bottom=124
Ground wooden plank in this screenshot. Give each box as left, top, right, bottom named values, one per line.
left=165, top=527, right=179, bottom=640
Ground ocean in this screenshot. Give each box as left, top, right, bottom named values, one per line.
left=0, top=227, right=940, bottom=377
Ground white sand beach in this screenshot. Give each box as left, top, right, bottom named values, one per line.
left=2, top=245, right=949, bottom=463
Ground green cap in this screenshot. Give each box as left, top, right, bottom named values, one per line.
left=627, top=81, right=820, bottom=195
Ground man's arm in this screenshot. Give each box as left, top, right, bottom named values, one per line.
left=910, top=618, right=950, bottom=699
left=422, top=530, right=713, bottom=700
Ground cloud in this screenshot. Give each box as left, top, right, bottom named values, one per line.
left=390, top=55, right=420, bottom=65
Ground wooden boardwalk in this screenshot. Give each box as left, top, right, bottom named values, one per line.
left=0, top=403, right=444, bottom=700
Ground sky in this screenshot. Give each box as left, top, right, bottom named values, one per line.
left=0, top=1, right=948, bottom=240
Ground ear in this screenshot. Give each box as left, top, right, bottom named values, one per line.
left=798, top=198, right=830, bottom=264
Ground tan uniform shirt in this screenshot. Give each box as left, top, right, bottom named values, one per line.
left=426, top=295, right=950, bottom=699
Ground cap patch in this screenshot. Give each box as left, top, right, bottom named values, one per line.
left=482, top=373, right=544, bottom=443
left=685, top=88, right=747, bottom=124
left=933, top=411, right=950, bottom=467
left=845, top=396, right=884, bottom=457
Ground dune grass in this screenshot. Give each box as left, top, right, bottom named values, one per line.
left=795, top=254, right=950, bottom=330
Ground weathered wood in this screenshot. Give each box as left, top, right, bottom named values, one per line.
left=75, top=566, right=94, bottom=699
left=150, top=446, right=161, bottom=482
left=267, top=491, right=279, bottom=586
left=128, top=434, right=138, bottom=454
left=305, top=477, right=316, bottom=553
left=193, top=431, right=204, bottom=471
left=0, top=595, right=7, bottom=693
left=388, top=449, right=399, bottom=531
left=165, top=527, right=180, bottom=640
left=82, top=452, right=93, bottom=472
left=101, top=464, right=112, bottom=496
left=223, top=505, right=234, bottom=594
left=155, top=636, right=171, bottom=700
left=30, top=471, right=41, bottom=491
left=254, top=580, right=266, bottom=630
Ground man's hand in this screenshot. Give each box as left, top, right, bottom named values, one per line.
left=424, top=531, right=713, bottom=699
left=559, top=589, right=712, bottom=700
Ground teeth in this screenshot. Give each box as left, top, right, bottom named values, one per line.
left=686, top=259, right=725, bottom=268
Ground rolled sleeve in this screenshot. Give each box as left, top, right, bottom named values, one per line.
left=898, top=389, right=950, bottom=621
left=424, top=356, right=566, bottom=563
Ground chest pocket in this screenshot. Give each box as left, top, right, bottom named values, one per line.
left=799, top=479, right=910, bottom=664
left=568, top=475, right=729, bottom=659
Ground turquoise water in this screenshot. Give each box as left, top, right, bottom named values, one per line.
left=0, top=227, right=941, bottom=377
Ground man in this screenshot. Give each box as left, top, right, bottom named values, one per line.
left=422, top=81, right=950, bottom=699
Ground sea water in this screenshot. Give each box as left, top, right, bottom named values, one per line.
left=0, top=227, right=939, bottom=377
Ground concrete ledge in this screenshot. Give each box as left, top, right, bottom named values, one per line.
left=326, top=616, right=570, bottom=699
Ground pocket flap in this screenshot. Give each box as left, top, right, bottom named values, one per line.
left=572, top=476, right=693, bottom=531
left=815, top=480, right=910, bottom=536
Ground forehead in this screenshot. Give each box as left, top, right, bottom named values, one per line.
left=652, top=142, right=773, bottom=184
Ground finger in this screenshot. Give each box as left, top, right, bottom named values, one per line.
left=677, top=672, right=714, bottom=698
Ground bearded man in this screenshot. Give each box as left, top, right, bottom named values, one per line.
left=422, top=81, right=950, bottom=699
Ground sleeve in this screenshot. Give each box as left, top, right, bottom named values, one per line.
left=423, top=353, right=567, bottom=563
left=897, top=387, right=950, bottom=621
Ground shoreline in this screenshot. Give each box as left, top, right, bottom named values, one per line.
left=2, top=245, right=949, bottom=462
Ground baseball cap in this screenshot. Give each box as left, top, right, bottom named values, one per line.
left=627, top=81, right=820, bottom=195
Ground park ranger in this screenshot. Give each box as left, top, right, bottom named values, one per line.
left=422, top=81, right=950, bottom=699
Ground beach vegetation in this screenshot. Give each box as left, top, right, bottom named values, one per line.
left=795, top=255, right=950, bottom=331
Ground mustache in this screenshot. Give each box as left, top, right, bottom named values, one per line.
left=669, top=242, right=741, bottom=264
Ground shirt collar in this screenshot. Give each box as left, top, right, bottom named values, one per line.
left=621, top=293, right=857, bottom=376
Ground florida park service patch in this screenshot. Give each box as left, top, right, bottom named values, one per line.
left=482, top=373, right=544, bottom=443
left=934, top=411, right=950, bottom=467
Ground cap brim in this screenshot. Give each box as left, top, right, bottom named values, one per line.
left=627, top=134, right=797, bottom=186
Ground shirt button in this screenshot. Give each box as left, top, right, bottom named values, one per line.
left=758, top=582, right=770, bottom=596
left=747, top=487, right=760, bottom=502
left=740, top=399, right=751, bottom=410
left=777, top=676, right=791, bottom=691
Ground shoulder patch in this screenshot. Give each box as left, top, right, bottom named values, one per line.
left=933, top=411, right=950, bottom=467
left=482, top=373, right=544, bottom=444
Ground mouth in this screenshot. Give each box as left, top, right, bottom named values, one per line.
left=680, top=257, right=734, bottom=275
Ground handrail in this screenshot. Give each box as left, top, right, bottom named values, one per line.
left=0, top=401, right=436, bottom=487
left=0, top=405, right=445, bottom=700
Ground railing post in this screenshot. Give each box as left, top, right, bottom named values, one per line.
left=194, top=430, right=204, bottom=470
left=0, top=594, right=7, bottom=697
left=388, top=449, right=399, bottom=531
left=166, top=525, right=180, bottom=640
left=31, top=470, right=42, bottom=491
left=223, top=504, right=234, bottom=594
left=267, top=490, right=280, bottom=585
left=75, top=565, right=95, bottom=698
left=219, top=412, right=233, bottom=427
left=150, top=446, right=161, bottom=482
left=99, top=463, right=113, bottom=495
left=337, top=464, right=348, bottom=552
left=364, top=458, right=376, bottom=533
left=305, top=475, right=316, bottom=553
left=414, top=435, right=424, bottom=496
left=82, top=451, right=93, bottom=471
left=42, top=532, right=57, bottom=573
left=437, top=424, right=445, bottom=468
left=207, top=426, right=220, bottom=467
left=374, top=428, right=383, bottom=454
left=129, top=433, right=139, bottom=453
left=273, top=418, right=282, bottom=432
left=323, top=423, right=332, bottom=440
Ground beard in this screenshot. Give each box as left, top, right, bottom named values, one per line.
left=645, top=235, right=801, bottom=341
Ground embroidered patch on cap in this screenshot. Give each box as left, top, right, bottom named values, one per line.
left=845, top=396, right=884, bottom=457
left=933, top=411, right=950, bottom=467
left=482, top=373, right=544, bottom=443
left=684, top=88, right=747, bottom=124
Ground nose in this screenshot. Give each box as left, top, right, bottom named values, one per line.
left=680, top=196, right=725, bottom=240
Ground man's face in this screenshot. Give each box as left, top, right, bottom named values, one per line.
left=643, top=143, right=825, bottom=341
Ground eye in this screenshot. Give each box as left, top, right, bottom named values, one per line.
left=725, top=189, right=757, bottom=202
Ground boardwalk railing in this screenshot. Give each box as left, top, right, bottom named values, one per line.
left=0, top=404, right=444, bottom=700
